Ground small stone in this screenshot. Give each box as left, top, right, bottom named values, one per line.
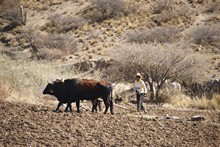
left=191, top=115, right=206, bottom=121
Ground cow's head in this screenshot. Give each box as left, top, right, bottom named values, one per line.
left=43, top=79, right=64, bottom=95
left=43, top=83, right=55, bottom=95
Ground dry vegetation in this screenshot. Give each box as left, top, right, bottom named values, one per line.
left=126, top=26, right=183, bottom=43
left=0, top=0, right=219, bottom=106
left=0, top=0, right=220, bottom=145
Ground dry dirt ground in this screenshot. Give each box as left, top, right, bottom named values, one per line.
left=0, top=100, right=220, bottom=147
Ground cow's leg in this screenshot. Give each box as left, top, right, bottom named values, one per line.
left=103, top=98, right=110, bottom=114
left=98, top=99, right=102, bottom=112
left=54, top=102, right=63, bottom=112
left=76, top=100, right=80, bottom=113
left=65, top=102, right=72, bottom=112
left=110, top=99, right=114, bottom=115
left=91, top=99, right=97, bottom=112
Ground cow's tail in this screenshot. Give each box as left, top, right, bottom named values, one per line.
left=110, top=86, right=114, bottom=114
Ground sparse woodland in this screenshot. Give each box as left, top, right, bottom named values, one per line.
left=0, top=0, right=220, bottom=146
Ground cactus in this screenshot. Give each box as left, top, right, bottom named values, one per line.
left=20, top=6, right=27, bottom=25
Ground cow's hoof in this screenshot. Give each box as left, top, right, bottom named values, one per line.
left=111, top=112, right=115, bottom=115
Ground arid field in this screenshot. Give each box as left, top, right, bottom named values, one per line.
left=0, top=99, right=220, bottom=146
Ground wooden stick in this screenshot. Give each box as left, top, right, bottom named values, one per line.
left=114, top=103, right=128, bottom=110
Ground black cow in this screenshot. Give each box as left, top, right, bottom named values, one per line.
left=43, top=78, right=114, bottom=114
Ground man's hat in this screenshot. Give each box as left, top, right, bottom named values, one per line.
left=135, top=73, right=142, bottom=78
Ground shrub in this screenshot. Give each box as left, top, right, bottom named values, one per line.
left=85, top=0, right=134, bottom=22
left=37, top=33, right=77, bottom=53
left=1, top=0, right=26, bottom=30
left=46, top=14, right=86, bottom=33
left=189, top=25, right=220, bottom=48
left=149, top=0, right=193, bottom=24
left=90, top=0, right=124, bottom=20
left=149, top=0, right=173, bottom=14
left=126, top=26, right=182, bottom=43
left=21, top=27, right=78, bottom=55
left=17, top=27, right=78, bottom=60
left=203, top=2, right=220, bottom=13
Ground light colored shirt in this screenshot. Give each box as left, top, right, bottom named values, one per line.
left=133, top=79, right=147, bottom=94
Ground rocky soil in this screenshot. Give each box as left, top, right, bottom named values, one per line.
left=0, top=100, right=220, bottom=147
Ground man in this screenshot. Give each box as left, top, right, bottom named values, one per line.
left=133, top=73, right=147, bottom=112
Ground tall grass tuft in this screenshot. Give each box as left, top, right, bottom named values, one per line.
left=168, top=94, right=220, bottom=110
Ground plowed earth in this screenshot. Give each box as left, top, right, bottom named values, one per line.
left=0, top=100, right=220, bottom=147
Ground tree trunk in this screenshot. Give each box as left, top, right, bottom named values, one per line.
left=148, top=82, right=155, bottom=102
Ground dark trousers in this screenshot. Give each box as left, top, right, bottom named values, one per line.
left=136, top=93, right=145, bottom=112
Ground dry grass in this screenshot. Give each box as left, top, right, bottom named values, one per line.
left=0, top=56, right=75, bottom=103
left=0, top=77, right=12, bottom=100
left=168, top=94, right=220, bottom=110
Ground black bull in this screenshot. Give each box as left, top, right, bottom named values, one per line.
left=43, top=78, right=114, bottom=114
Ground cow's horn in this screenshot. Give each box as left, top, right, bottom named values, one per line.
left=55, top=78, right=64, bottom=82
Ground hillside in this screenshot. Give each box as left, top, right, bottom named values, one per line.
left=0, top=0, right=220, bottom=146
left=0, top=0, right=219, bottom=75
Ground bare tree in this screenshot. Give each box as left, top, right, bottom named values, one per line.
left=108, top=43, right=208, bottom=102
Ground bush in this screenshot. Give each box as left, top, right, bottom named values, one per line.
left=84, top=0, right=134, bottom=22
left=45, top=14, right=86, bottom=33
left=18, top=28, right=78, bottom=60
left=189, top=25, right=220, bottom=48
left=37, top=33, right=77, bottom=53
left=149, top=0, right=193, bottom=24
left=1, top=0, right=25, bottom=29
left=126, top=26, right=182, bottom=43
left=203, top=2, right=220, bottom=13
left=149, top=0, right=173, bottom=14
left=21, top=27, right=78, bottom=54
